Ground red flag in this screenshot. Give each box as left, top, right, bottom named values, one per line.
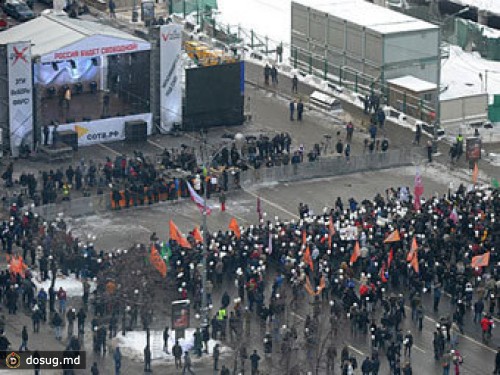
left=350, top=241, right=361, bottom=265
left=384, top=229, right=401, bottom=243
left=472, top=162, right=479, bottom=185
left=380, top=263, right=388, bottom=283
left=150, top=244, right=167, bottom=278
left=414, top=169, right=424, bottom=210
left=193, top=226, right=203, bottom=244
left=169, top=220, right=192, bottom=249
left=410, top=250, right=419, bottom=273
left=303, top=246, right=314, bottom=271
left=302, top=230, right=306, bottom=246
left=388, top=248, right=394, bottom=269
left=229, top=217, right=241, bottom=239
left=471, top=252, right=490, bottom=268
left=407, top=236, right=418, bottom=262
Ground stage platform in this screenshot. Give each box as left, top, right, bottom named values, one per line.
left=38, top=144, right=73, bottom=162
left=39, top=91, right=148, bottom=126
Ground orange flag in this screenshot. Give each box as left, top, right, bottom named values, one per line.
left=410, top=249, right=419, bottom=273
left=407, top=236, right=418, bottom=262
left=384, top=229, right=401, bottom=243
left=350, top=241, right=361, bottom=265
left=8, top=255, right=27, bottom=277
left=302, top=230, right=306, bottom=246
left=328, top=216, right=335, bottom=249
left=303, top=246, right=314, bottom=271
left=169, top=220, right=192, bottom=249
left=471, top=252, right=490, bottom=268
left=229, top=218, right=241, bottom=239
left=304, top=275, right=326, bottom=296
left=193, top=226, right=203, bottom=244
left=472, top=162, right=479, bottom=185
left=150, top=244, right=167, bottom=278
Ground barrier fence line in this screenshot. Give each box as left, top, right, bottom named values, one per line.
left=26, top=149, right=415, bottom=220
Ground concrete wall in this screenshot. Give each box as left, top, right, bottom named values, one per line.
left=440, top=93, right=489, bottom=128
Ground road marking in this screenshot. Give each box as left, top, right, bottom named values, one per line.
left=147, top=139, right=164, bottom=150
left=413, top=345, right=426, bottom=353
left=415, top=309, right=496, bottom=353
left=244, top=190, right=299, bottom=219
left=98, top=143, right=120, bottom=156
left=348, top=345, right=365, bottom=356
left=290, top=311, right=305, bottom=321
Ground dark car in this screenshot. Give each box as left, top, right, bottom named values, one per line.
left=2, top=0, right=35, bottom=22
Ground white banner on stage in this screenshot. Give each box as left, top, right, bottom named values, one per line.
left=7, top=42, right=33, bottom=158
left=159, top=24, right=183, bottom=133
left=40, top=35, right=151, bottom=63
left=53, top=113, right=152, bottom=146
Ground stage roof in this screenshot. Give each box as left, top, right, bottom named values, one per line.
left=1, top=12, right=150, bottom=61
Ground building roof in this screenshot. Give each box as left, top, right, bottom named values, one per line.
left=293, top=0, right=438, bottom=35
left=0, top=11, right=148, bottom=59
left=387, top=75, right=437, bottom=92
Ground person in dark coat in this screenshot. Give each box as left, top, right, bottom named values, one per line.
left=144, top=345, right=151, bottom=372
left=297, top=99, right=304, bottom=121
left=292, top=75, right=298, bottom=93
left=289, top=100, right=296, bottom=121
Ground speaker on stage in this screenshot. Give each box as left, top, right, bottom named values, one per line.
left=58, top=130, right=78, bottom=151
left=125, top=120, right=147, bottom=142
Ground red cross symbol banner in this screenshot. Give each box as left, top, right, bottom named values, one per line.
left=7, top=42, right=33, bottom=157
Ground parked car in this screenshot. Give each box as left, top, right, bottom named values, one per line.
left=417, top=120, right=445, bottom=139
left=0, top=12, right=8, bottom=30
left=1, top=0, right=35, bottom=22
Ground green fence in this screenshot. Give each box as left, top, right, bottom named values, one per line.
left=170, top=0, right=217, bottom=17
left=489, top=95, right=500, bottom=122
left=455, top=18, right=500, bottom=61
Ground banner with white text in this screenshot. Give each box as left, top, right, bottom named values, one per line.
left=49, top=113, right=152, bottom=146
left=159, top=24, right=183, bottom=133
left=7, top=42, right=33, bottom=158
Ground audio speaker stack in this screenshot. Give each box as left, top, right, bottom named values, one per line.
left=58, top=130, right=78, bottom=151
left=124, top=120, right=147, bottom=142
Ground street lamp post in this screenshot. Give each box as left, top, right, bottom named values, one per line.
left=199, top=134, right=244, bottom=329
left=433, top=7, right=470, bottom=154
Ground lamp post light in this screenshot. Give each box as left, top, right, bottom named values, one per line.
left=200, top=133, right=243, bottom=329
left=433, top=7, right=470, bottom=153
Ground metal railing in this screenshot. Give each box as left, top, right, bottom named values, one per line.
left=239, top=149, right=417, bottom=188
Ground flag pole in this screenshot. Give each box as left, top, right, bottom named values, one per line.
left=200, top=135, right=240, bottom=331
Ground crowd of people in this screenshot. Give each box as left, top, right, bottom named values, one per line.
left=157, top=182, right=500, bottom=374
left=0, top=174, right=500, bottom=373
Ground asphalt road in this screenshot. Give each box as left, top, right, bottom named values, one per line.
left=63, top=166, right=497, bottom=374
left=2, top=43, right=500, bottom=374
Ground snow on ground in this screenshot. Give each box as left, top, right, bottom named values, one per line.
left=441, top=45, right=500, bottom=101
left=217, top=0, right=291, bottom=45
left=31, top=271, right=95, bottom=298
left=113, top=329, right=231, bottom=362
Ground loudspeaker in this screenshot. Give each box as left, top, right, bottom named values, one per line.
left=58, top=130, right=78, bottom=151
left=125, top=120, right=147, bottom=142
